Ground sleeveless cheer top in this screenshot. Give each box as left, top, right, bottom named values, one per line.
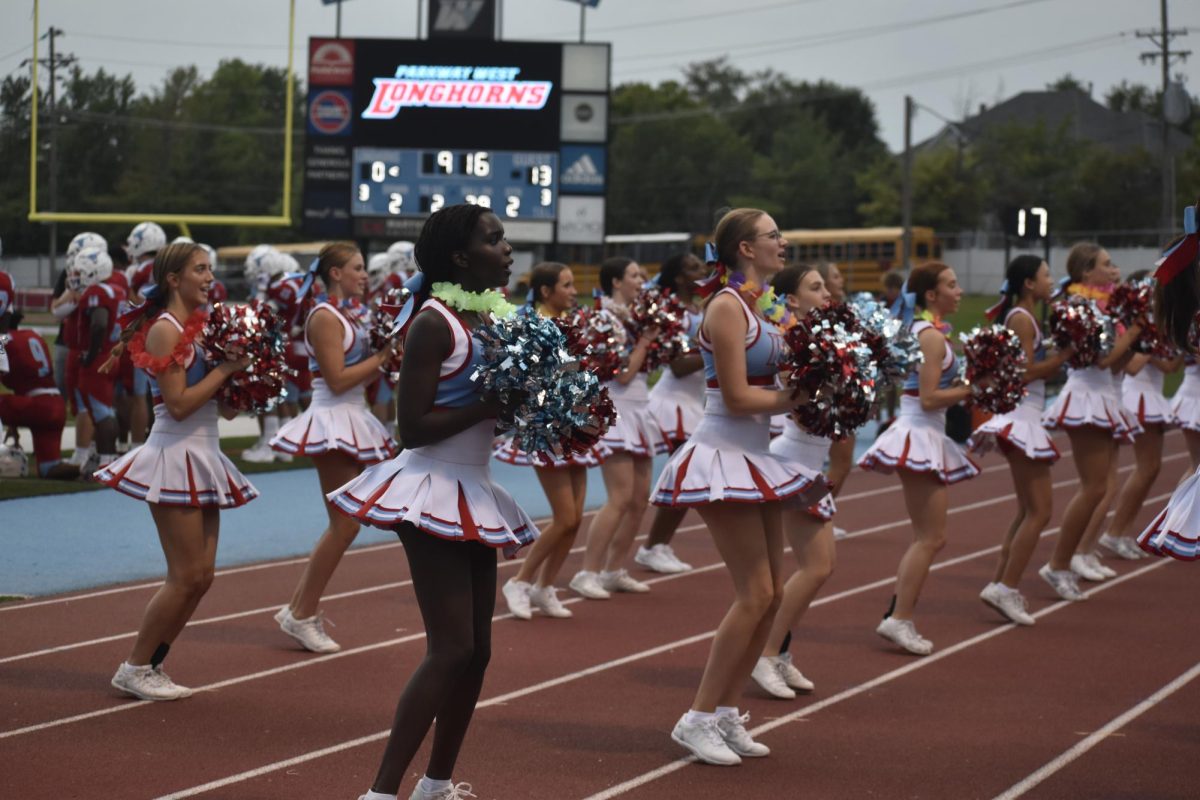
left=304, top=300, right=372, bottom=377
left=903, top=319, right=958, bottom=393
left=699, top=287, right=787, bottom=388
left=1005, top=305, right=1046, bottom=406
left=148, top=312, right=208, bottom=409
left=419, top=297, right=486, bottom=410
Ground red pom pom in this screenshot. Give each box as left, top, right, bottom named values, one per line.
left=629, top=287, right=692, bottom=371
left=555, top=307, right=626, bottom=381
left=1048, top=296, right=1115, bottom=368
left=959, top=325, right=1027, bottom=415
left=203, top=301, right=293, bottom=413
left=781, top=304, right=875, bottom=440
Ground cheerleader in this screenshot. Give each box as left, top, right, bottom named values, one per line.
left=1172, top=354, right=1200, bottom=472
left=496, top=262, right=598, bottom=620
left=270, top=243, right=398, bottom=654
left=638, top=252, right=708, bottom=574
left=95, top=242, right=258, bottom=701
left=1040, top=243, right=1143, bottom=595
left=815, top=261, right=853, bottom=538
left=327, top=205, right=536, bottom=800
left=969, top=256, right=1073, bottom=625
left=751, top=264, right=835, bottom=699
left=858, top=260, right=979, bottom=655
left=570, top=257, right=667, bottom=599
left=653, top=208, right=825, bottom=766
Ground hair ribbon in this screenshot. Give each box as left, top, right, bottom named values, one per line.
left=695, top=241, right=727, bottom=298
left=984, top=278, right=1012, bottom=322
left=890, top=280, right=917, bottom=327
left=296, top=257, right=321, bottom=303
left=1155, top=205, right=1198, bottom=286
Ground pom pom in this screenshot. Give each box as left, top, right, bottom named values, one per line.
left=471, top=312, right=616, bottom=461
left=203, top=301, right=293, bottom=414
left=958, top=325, right=1027, bottom=414
left=369, top=286, right=411, bottom=381
left=847, top=292, right=923, bottom=388
left=1110, top=278, right=1174, bottom=357
left=781, top=304, right=876, bottom=440
left=629, top=287, right=693, bottom=371
left=555, top=306, right=626, bottom=381
left=1048, top=295, right=1114, bottom=368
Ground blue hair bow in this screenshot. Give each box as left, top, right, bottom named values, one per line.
left=525, top=287, right=536, bottom=304
left=141, top=283, right=161, bottom=302
left=998, top=279, right=1010, bottom=295
left=890, top=280, right=917, bottom=326
left=384, top=272, right=425, bottom=337
left=296, top=258, right=321, bottom=303
left=704, top=241, right=719, bottom=264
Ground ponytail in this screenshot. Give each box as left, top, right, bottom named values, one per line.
left=99, top=286, right=169, bottom=374
left=986, top=254, right=1043, bottom=322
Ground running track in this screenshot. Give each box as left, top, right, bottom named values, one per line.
left=2, top=432, right=1198, bottom=799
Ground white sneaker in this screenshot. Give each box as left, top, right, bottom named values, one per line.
left=406, top=781, right=478, bottom=800
left=875, top=617, right=933, bottom=656
left=568, top=571, right=611, bottom=600
left=275, top=606, right=341, bottom=653
left=833, top=526, right=849, bottom=541
left=1085, top=551, right=1117, bottom=578
left=751, top=656, right=796, bottom=699
left=242, top=442, right=277, bottom=463
left=1118, top=537, right=1147, bottom=560
left=1039, top=564, right=1086, bottom=601
left=775, top=652, right=815, bottom=692
left=1070, top=554, right=1107, bottom=582
left=528, top=585, right=573, bottom=618
left=501, top=579, right=533, bottom=620
left=275, top=450, right=294, bottom=464
left=716, top=710, right=770, bottom=757
left=980, top=582, right=1036, bottom=626
left=671, top=713, right=742, bottom=766
left=634, top=544, right=687, bottom=574
left=111, top=662, right=192, bottom=701
left=661, top=544, right=692, bottom=571
left=66, top=446, right=90, bottom=467
left=1099, top=534, right=1137, bottom=561
left=600, top=568, right=650, bottom=593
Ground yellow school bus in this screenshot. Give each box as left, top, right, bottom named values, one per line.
left=779, top=227, right=941, bottom=292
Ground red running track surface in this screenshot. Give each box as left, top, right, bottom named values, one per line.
left=1, top=431, right=1198, bottom=799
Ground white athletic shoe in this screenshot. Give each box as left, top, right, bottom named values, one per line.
left=671, top=714, right=742, bottom=766
left=634, top=544, right=688, bottom=574
left=980, top=582, right=1036, bottom=626
left=1085, top=551, right=1117, bottom=578
left=528, top=585, right=573, bottom=618
left=875, top=617, right=933, bottom=656
left=274, top=450, right=294, bottom=464
left=751, top=656, right=796, bottom=699
left=716, top=711, right=770, bottom=757
left=1099, top=534, right=1135, bottom=560
left=65, top=446, right=90, bottom=467
left=406, top=781, right=478, bottom=800
left=501, top=579, right=533, bottom=620
left=1039, top=564, right=1086, bottom=601
left=833, top=526, right=849, bottom=541
left=111, top=662, right=192, bottom=701
left=661, top=544, right=692, bottom=571
left=776, top=652, right=815, bottom=692
left=568, top=571, right=611, bottom=600
left=241, top=442, right=276, bottom=463
left=600, top=568, right=650, bottom=593
left=1069, top=554, right=1108, bottom=582
left=1118, top=537, right=1147, bottom=560
left=275, top=606, right=341, bottom=653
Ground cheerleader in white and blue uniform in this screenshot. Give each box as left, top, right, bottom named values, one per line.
left=638, top=252, right=710, bottom=575
left=653, top=210, right=826, bottom=767
left=96, top=242, right=257, bottom=703
left=1170, top=354, right=1200, bottom=470
left=969, top=256, right=1072, bottom=626
left=858, top=261, right=978, bottom=655
left=270, top=244, right=398, bottom=655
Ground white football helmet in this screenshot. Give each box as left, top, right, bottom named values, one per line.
left=367, top=253, right=391, bottom=291
left=199, top=243, right=218, bottom=267
left=66, top=232, right=107, bottom=269
left=0, top=442, right=28, bottom=478
left=387, top=241, right=417, bottom=275
left=75, top=246, right=114, bottom=288
left=172, top=235, right=195, bottom=245
left=266, top=251, right=300, bottom=280
left=126, top=222, right=167, bottom=260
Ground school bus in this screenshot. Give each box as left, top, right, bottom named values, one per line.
left=779, top=227, right=942, bottom=292
left=559, top=232, right=694, bottom=295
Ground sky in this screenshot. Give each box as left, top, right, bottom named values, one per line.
left=1, top=0, right=1196, bottom=151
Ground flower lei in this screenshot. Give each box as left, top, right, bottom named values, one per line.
left=916, top=308, right=952, bottom=336
left=431, top=282, right=517, bottom=319
left=725, top=271, right=797, bottom=331
left=1066, top=282, right=1112, bottom=305
left=128, top=309, right=207, bottom=374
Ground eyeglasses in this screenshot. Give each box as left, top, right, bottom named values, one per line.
left=754, top=230, right=784, bottom=241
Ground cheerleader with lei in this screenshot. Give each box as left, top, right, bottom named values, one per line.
left=569, top=257, right=668, bottom=600
left=1100, top=269, right=1183, bottom=560
left=95, top=242, right=257, bottom=701
left=1040, top=243, right=1144, bottom=594
left=653, top=209, right=826, bottom=766
left=328, top=205, right=536, bottom=800
left=969, top=256, right=1073, bottom=625
left=857, top=260, right=979, bottom=655
left=495, top=261, right=601, bottom=620
left=269, top=243, right=399, bottom=654
left=749, top=263, right=836, bottom=699
left=1138, top=206, right=1200, bottom=560
left=637, top=252, right=709, bottom=575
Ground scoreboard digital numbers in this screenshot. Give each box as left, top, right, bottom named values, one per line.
left=351, top=148, right=558, bottom=220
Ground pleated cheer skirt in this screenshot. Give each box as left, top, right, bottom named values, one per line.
left=1138, top=465, right=1200, bottom=560
left=492, top=435, right=605, bottom=469
left=95, top=401, right=258, bottom=508
left=651, top=390, right=825, bottom=507
left=1170, top=365, right=1200, bottom=432
left=601, top=375, right=669, bottom=458
left=858, top=395, right=980, bottom=484
left=768, top=419, right=836, bottom=520
left=1042, top=367, right=1139, bottom=442
left=1122, top=369, right=1175, bottom=428
left=328, top=419, right=538, bottom=558
left=647, top=369, right=706, bottom=446
left=969, top=387, right=1060, bottom=463
left=271, top=378, right=397, bottom=464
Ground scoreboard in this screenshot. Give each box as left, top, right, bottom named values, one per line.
left=303, top=37, right=610, bottom=244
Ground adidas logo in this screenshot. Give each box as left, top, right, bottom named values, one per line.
left=563, top=154, right=603, bottom=186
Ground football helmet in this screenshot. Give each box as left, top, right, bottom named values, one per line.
left=0, top=442, right=28, bottom=479
left=387, top=241, right=417, bottom=275
left=126, top=222, right=167, bottom=260
left=66, top=232, right=108, bottom=269
left=75, top=246, right=114, bottom=288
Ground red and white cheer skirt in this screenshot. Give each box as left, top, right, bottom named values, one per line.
left=1122, top=366, right=1175, bottom=428
left=1138, top=465, right=1200, bottom=560
left=1170, top=364, right=1200, bottom=431
left=601, top=375, right=669, bottom=458
left=1042, top=367, right=1139, bottom=442
left=858, top=396, right=979, bottom=484
left=492, top=435, right=605, bottom=469
left=647, top=369, right=706, bottom=446
left=271, top=378, right=396, bottom=463
left=768, top=419, right=835, bottom=520
left=328, top=419, right=538, bottom=558
left=969, top=388, right=1060, bottom=463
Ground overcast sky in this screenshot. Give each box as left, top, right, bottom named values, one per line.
left=2, top=0, right=1196, bottom=150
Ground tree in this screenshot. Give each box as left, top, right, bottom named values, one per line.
left=1105, top=80, right=1159, bottom=115
left=1046, top=73, right=1091, bottom=95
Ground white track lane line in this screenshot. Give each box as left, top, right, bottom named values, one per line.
left=581, top=558, right=1175, bottom=800
left=992, top=659, right=1200, bottom=799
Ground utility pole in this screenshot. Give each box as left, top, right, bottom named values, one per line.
left=901, top=95, right=914, bottom=273
left=1137, top=0, right=1190, bottom=238
left=579, top=1, right=586, bottom=43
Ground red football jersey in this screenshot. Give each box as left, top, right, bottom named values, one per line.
left=0, top=329, right=58, bottom=395
left=129, top=258, right=155, bottom=297
left=209, top=279, right=229, bottom=305
left=267, top=275, right=310, bottom=331
left=74, top=282, right=123, bottom=351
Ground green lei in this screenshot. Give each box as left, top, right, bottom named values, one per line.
left=430, top=282, right=517, bottom=318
